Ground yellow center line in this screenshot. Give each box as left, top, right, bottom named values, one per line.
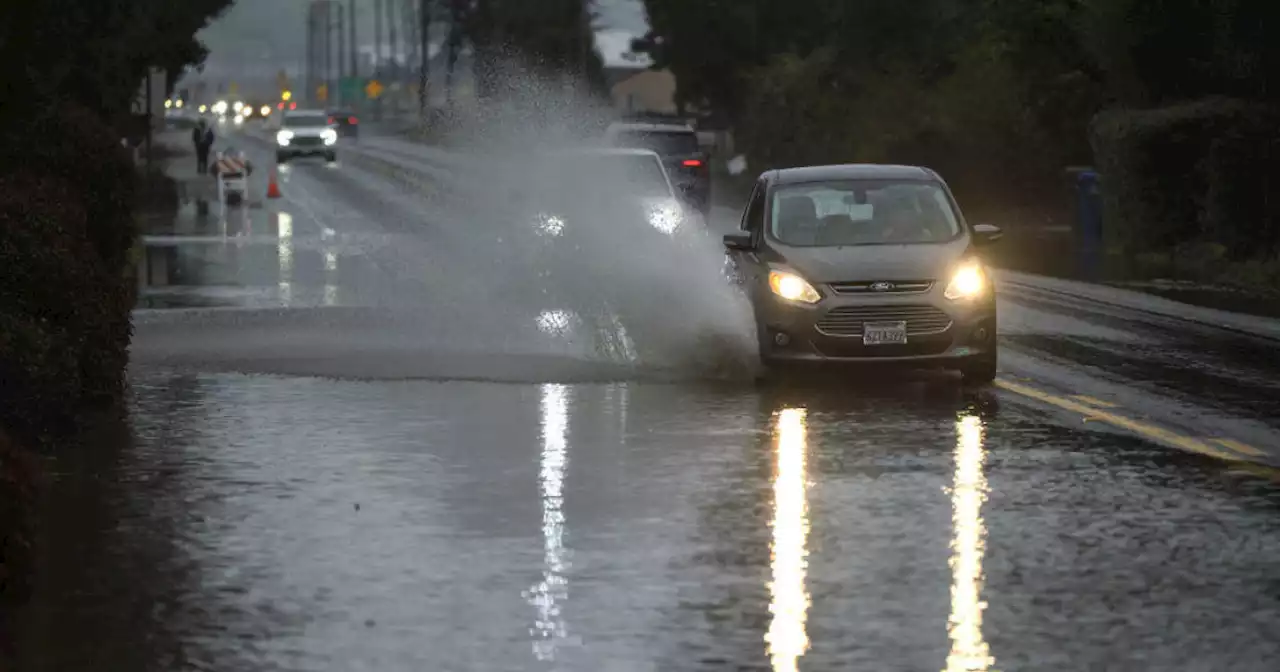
left=1071, top=395, right=1118, bottom=408
left=995, top=379, right=1236, bottom=461
left=1213, top=438, right=1263, bottom=457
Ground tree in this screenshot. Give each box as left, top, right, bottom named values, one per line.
left=0, top=0, right=233, bottom=127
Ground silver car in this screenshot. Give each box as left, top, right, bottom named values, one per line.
left=723, top=164, right=1003, bottom=384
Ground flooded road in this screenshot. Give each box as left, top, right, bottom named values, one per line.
left=8, top=126, right=1280, bottom=671
left=12, top=374, right=1280, bottom=671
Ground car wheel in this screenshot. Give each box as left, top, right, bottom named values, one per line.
left=276, top=152, right=288, bottom=163
left=960, top=351, right=998, bottom=386
left=325, top=152, right=337, bottom=163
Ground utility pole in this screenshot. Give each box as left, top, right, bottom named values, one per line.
left=349, top=0, right=358, bottom=78
left=445, top=0, right=463, bottom=106
left=419, top=0, right=430, bottom=120
left=374, top=0, right=384, bottom=118
left=323, top=0, right=332, bottom=107
left=388, top=0, right=399, bottom=117
left=337, top=3, right=346, bottom=106
left=305, top=4, right=314, bottom=104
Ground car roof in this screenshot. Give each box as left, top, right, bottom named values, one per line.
left=767, top=164, right=939, bottom=185
left=285, top=109, right=328, bottom=117
left=606, top=121, right=696, bottom=134
left=544, top=147, right=664, bottom=159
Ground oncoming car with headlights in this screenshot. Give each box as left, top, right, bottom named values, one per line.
left=275, top=109, right=338, bottom=163
left=722, top=164, right=1003, bottom=384
left=517, top=148, right=690, bottom=240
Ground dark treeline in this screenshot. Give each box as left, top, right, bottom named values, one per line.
left=634, top=0, right=1280, bottom=278
left=0, top=0, right=234, bottom=606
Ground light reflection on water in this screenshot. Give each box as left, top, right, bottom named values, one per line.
left=277, top=211, right=293, bottom=307
left=765, top=407, right=811, bottom=671
left=529, top=383, right=571, bottom=661
left=944, top=413, right=995, bottom=671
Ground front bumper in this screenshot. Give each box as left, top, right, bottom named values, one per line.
left=278, top=138, right=334, bottom=156
left=754, top=288, right=997, bottom=368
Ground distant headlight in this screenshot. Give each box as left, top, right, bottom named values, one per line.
left=944, top=260, right=988, bottom=300
left=534, top=213, right=565, bottom=237
left=260, top=105, right=271, bottom=116
left=646, top=201, right=684, bottom=234
left=768, top=270, right=821, bottom=304
left=322, top=129, right=338, bottom=145
left=276, top=130, right=294, bottom=146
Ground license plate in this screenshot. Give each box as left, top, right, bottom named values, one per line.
left=863, top=321, right=908, bottom=345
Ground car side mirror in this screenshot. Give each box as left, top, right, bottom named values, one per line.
left=723, top=231, right=754, bottom=250
left=973, top=223, right=1003, bottom=246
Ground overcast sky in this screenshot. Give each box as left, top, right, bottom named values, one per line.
left=199, top=0, right=648, bottom=65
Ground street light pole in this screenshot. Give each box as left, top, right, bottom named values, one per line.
left=336, top=3, right=345, bottom=106
left=419, top=0, right=430, bottom=121
left=323, top=1, right=332, bottom=107
left=349, top=0, right=358, bottom=79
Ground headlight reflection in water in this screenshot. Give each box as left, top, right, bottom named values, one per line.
left=944, top=413, right=995, bottom=671
left=528, top=383, right=571, bottom=661
left=765, top=407, right=811, bottom=672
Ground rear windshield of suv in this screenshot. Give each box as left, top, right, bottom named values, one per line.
left=770, top=180, right=962, bottom=246
left=611, top=129, right=700, bottom=156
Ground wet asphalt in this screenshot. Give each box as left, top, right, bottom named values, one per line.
left=7, top=124, right=1280, bottom=672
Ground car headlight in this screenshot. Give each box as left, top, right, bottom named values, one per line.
left=322, top=129, right=338, bottom=145
left=768, top=270, right=821, bottom=303
left=646, top=202, right=683, bottom=234
left=276, top=130, right=293, bottom=145
left=944, top=260, right=988, bottom=300
left=534, top=213, right=565, bottom=237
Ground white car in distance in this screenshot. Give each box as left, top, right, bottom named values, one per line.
left=275, top=109, right=338, bottom=163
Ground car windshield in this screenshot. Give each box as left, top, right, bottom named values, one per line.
left=285, top=115, right=329, bottom=128
left=611, top=130, right=699, bottom=156
left=769, top=180, right=962, bottom=246
left=541, top=153, right=673, bottom=200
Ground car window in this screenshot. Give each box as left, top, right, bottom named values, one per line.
left=610, top=129, right=700, bottom=156
left=284, top=115, right=329, bottom=128
left=542, top=154, right=673, bottom=199
left=768, top=180, right=961, bottom=246
left=744, top=182, right=766, bottom=233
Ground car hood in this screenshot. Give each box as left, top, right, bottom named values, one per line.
left=770, top=236, right=972, bottom=283
left=283, top=126, right=330, bottom=137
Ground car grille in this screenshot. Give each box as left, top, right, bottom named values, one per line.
left=828, top=280, right=933, bottom=295
left=292, top=136, right=322, bottom=146
left=815, top=304, right=953, bottom=337
left=814, top=339, right=952, bottom=358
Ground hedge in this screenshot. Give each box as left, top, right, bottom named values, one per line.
left=0, top=105, right=141, bottom=605
left=0, top=106, right=138, bottom=442
left=1090, top=98, right=1280, bottom=261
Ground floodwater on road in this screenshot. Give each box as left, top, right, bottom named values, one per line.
left=9, top=369, right=1280, bottom=672
left=10, top=126, right=1280, bottom=672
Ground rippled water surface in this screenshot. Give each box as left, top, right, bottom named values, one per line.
left=10, top=368, right=1280, bottom=671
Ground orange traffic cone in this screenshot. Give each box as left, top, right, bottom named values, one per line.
left=266, top=169, right=282, bottom=199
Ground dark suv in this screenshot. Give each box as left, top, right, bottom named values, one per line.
left=604, top=120, right=710, bottom=220
left=327, top=109, right=360, bottom=138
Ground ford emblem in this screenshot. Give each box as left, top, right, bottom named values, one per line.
left=870, top=281, right=895, bottom=292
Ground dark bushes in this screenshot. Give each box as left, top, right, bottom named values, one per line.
left=0, top=106, right=138, bottom=444
left=0, top=428, right=36, bottom=606
left=1091, top=99, right=1280, bottom=265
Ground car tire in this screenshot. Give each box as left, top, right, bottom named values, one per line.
left=276, top=152, right=288, bottom=163
left=325, top=152, right=337, bottom=163
left=960, top=351, right=998, bottom=386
